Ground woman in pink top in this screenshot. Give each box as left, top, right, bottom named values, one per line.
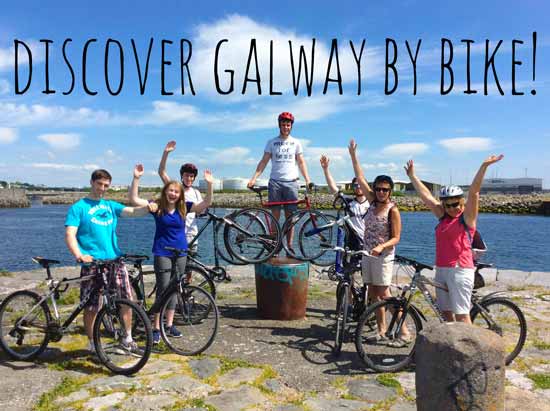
left=404, top=154, right=503, bottom=323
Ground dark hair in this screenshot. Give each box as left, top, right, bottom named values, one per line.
left=91, top=169, right=112, bottom=182
left=373, top=175, right=394, bottom=190
left=179, top=163, right=198, bottom=178
left=351, top=177, right=358, bottom=185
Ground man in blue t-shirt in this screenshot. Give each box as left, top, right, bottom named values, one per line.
left=65, top=169, right=152, bottom=354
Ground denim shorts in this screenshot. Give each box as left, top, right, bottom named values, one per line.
left=268, top=179, right=299, bottom=212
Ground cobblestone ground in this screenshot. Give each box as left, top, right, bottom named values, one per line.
left=0, top=264, right=549, bottom=410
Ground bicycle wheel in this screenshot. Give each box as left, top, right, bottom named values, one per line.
left=224, top=207, right=281, bottom=264
left=215, top=214, right=247, bottom=266
left=334, top=283, right=350, bottom=356
left=185, top=264, right=216, bottom=299
left=298, top=211, right=337, bottom=266
left=470, top=297, right=527, bottom=365
left=93, top=298, right=152, bottom=375
left=0, top=290, right=51, bottom=360
left=160, top=285, right=218, bottom=356
left=355, top=299, right=422, bottom=372
left=280, top=210, right=311, bottom=260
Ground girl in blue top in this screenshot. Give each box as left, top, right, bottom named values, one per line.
left=130, top=164, right=213, bottom=343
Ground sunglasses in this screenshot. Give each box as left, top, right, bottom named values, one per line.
left=374, top=187, right=390, bottom=193
left=444, top=201, right=461, bottom=209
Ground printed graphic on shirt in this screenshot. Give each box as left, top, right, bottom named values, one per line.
left=88, top=204, right=115, bottom=226
left=264, top=136, right=303, bottom=181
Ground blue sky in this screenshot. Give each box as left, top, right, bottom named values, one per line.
left=0, top=0, right=549, bottom=188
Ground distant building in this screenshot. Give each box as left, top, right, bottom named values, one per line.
left=223, top=178, right=248, bottom=191
left=405, top=180, right=442, bottom=196
left=198, top=178, right=223, bottom=191
left=480, top=177, right=543, bottom=194
left=393, top=180, right=408, bottom=193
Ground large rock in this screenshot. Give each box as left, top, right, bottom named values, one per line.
left=415, top=322, right=506, bottom=411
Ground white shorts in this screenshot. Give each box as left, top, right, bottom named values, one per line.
left=434, top=266, right=475, bottom=315
left=361, top=253, right=394, bottom=286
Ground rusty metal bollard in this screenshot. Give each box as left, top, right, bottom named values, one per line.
left=415, top=322, right=506, bottom=411
left=254, top=256, right=309, bottom=320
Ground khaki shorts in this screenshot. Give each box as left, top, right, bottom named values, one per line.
left=434, top=266, right=474, bottom=315
left=361, top=253, right=394, bottom=286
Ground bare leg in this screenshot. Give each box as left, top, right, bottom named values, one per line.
left=284, top=209, right=294, bottom=249
left=84, top=308, right=98, bottom=341
left=455, top=313, right=471, bottom=324
left=442, top=310, right=455, bottom=322
left=121, top=304, right=132, bottom=340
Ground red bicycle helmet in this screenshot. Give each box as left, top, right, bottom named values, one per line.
left=278, top=112, right=294, bottom=123
left=180, top=163, right=198, bottom=177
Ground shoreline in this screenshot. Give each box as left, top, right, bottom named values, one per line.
left=2, top=191, right=549, bottom=215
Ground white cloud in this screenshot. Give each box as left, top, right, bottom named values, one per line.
left=361, top=162, right=400, bottom=173
left=0, top=79, right=9, bottom=94
left=380, top=143, right=429, bottom=157
left=139, top=101, right=201, bottom=125
left=191, top=14, right=385, bottom=97
left=0, top=40, right=45, bottom=72
left=31, top=163, right=99, bottom=171
left=438, top=137, right=492, bottom=152
left=202, top=146, right=256, bottom=166
left=303, top=146, right=349, bottom=163
left=0, top=102, right=116, bottom=127
left=37, top=133, right=81, bottom=150
left=0, top=127, right=17, bottom=144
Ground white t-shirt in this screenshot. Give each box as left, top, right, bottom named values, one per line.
left=344, top=195, right=369, bottom=240
left=264, top=135, right=303, bottom=181
left=184, top=187, right=203, bottom=243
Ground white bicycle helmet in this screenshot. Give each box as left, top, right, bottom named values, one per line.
left=439, top=185, right=464, bottom=199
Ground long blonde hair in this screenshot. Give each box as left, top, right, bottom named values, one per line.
left=157, top=181, right=187, bottom=219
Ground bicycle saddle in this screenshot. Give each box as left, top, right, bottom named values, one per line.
left=475, top=262, right=493, bottom=270
left=32, top=257, right=61, bottom=267
left=249, top=186, right=268, bottom=194
left=124, top=254, right=149, bottom=263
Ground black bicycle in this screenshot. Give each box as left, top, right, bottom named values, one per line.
left=0, top=257, right=153, bottom=375
left=355, top=256, right=527, bottom=372
left=125, top=248, right=218, bottom=356
left=125, top=253, right=216, bottom=302
left=326, top=247, right=369, bottom=356
left=189, top=209, right=248, bottom=274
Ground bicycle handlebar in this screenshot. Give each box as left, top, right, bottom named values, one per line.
left=319, top=244, right=374, bottom=258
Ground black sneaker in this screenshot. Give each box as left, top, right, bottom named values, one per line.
left=166, top=325, right=182, bottom=338
left=152, top=329, right=161, bottom=344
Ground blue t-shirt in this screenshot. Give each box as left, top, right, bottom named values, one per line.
left=152, top=202, right=193, bottom=257
left=65, top=198, right=125, bottom=260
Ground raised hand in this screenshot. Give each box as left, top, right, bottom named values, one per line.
left=134, top=164, right=144, bottom=179
left=204, top=169, right=213, bottom=184
left=483, top=154, right=504, bottom=167
left=348, top=139, right=358, bottom=156
left=404, top=160, right=415, bottom=178
left=147, top=201, right=158, bottom=213
left=320, top=155, right=330, bottom=169
left=164, top=140, right=176, bottom=153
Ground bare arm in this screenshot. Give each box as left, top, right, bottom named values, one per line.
left=158, top=140, right=176, bottom=185
left=320, top=155, right=339, bottom=194
left=121, top=204, right=152, bottom=218
left=247, top=151, right=271, bottom=188
left=296, top=153, right=311, bottom=187
left=404, top=160, right=444, bottom=218
left=65, top=226, right=92, bottom=262
left=348, top=139, right=375, bottom=203
left=190, top=170, right=213, bottom=215
left=128, top=164, right=149, bottom=207
left=463, top=154, right=504, bottom=227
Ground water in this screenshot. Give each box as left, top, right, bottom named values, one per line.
left=0, top=205, right=549, bottom=272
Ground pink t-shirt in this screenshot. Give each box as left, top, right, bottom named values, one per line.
left=435, top=211, right=475, bottom=268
